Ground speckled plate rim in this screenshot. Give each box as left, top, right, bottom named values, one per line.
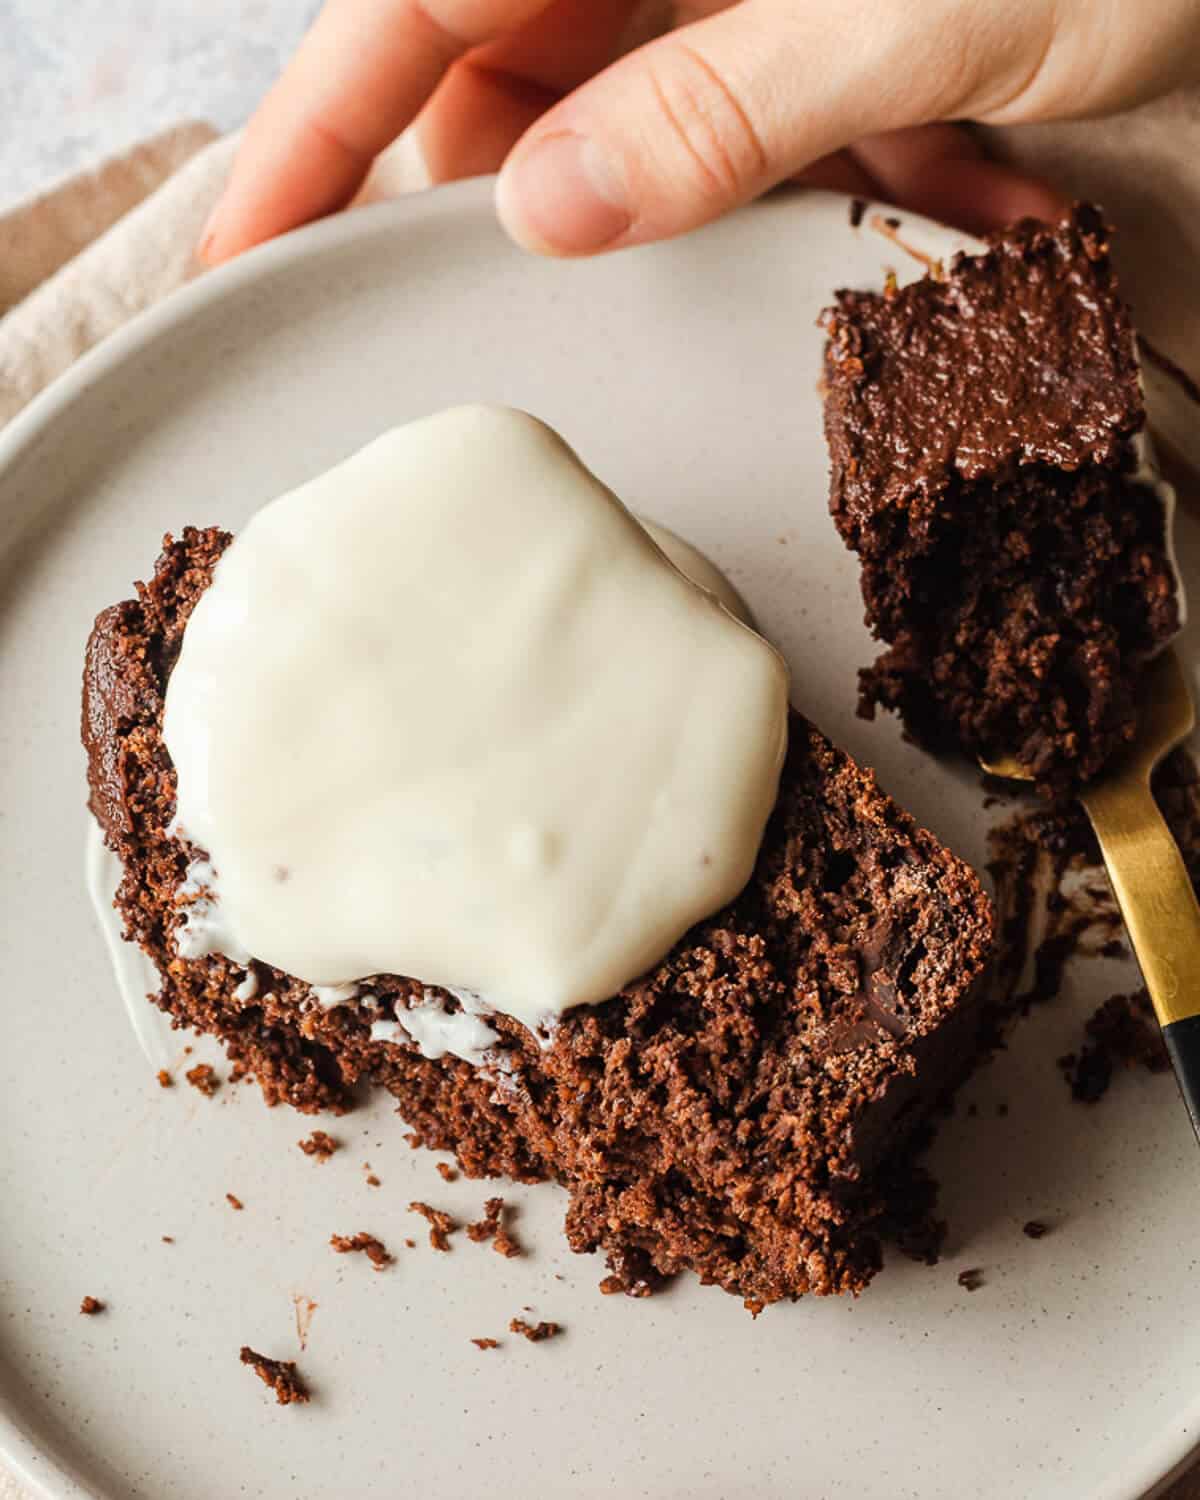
left=1, top=177, right=1198, bottom=1500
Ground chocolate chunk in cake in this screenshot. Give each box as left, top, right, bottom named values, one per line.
left=822, top=204, right=1180, bottom=792
left=82, top=530, right=996, bottom=1305
left=239, top=1346, right=310, bottom=1406
left=79, top=1296, right=105, bottom=1316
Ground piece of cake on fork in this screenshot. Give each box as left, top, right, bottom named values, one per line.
left=822, top=203, right=1182, bottom=793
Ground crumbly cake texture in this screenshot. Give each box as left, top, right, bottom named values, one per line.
left=83, top=529, right=995, bottom=1306
left=822, top=203, right=1180, bottom=793
left=239, top=1347, right=310, bottom=1406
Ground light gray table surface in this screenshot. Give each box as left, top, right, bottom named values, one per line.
left=0, top=0, right=319, bottom=212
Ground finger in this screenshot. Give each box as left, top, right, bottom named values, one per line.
left=418, top=0, right=637, bottom=183
left=201, top=0, right=556, bottom=264
left=791, top=150, right=879, bottom=201
left=493, top=0, right=1042, bottom=256
left=848, top=124, right=1067, bottom=237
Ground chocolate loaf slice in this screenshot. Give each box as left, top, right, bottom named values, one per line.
left=822, top=204, right=1180, bottom=792
left=83, top=528, right=995, bottom=1305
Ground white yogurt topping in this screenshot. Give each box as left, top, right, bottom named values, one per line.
left=370, top=993, right=503, bottom=1067
left=163, top=405, right=789, bottom=1034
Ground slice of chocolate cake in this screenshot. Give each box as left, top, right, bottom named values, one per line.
left=83, top=529, right=994, bottom=1306
left=822, top=203, right=1181, bottom=793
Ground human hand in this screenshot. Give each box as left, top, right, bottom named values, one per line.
left=200, top=0, right=1200, bottom=266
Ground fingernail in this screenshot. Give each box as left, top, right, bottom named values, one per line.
left=498, top=131, right=631, bottom=255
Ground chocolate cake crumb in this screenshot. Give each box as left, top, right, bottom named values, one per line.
left=297, top=1130, right=340, bottom=1161
left=185, top=1062, right=219, bottom=1096
left=226, top=1192, right=244, bottom=1211
left=404, top=1238, right=416, bottom=1249
left=509, top=1317, right=561, bottom=1342
left=409, top=1201, right=456, bottom=1251
left=156, top=1068, right=172, bottom=1088
left=1100, top=939, right=1128, bottom=960
left=365, top=1172, right=381, bottom=1187
left=436, top=1162, right=458, bottom=1182
left=1023, top=1220, right=1049, bottom=1239
left=957, top=1268, right=984, bottom=1292
left=161, top=1235, right=174, bottom=1244
left=79, top=1296, right=104, bottom=1315
left=1060, top=990, right=1169, bottom=1103
left=466, top=1196, right=523, bottom=1257
left=472, top=1337, right=500, bottom=1350
left=494, top=1225, right=520, bottom=1259
left=329, top=1232, right=393, bottom=1270
left=467, top=1197, right=503, bottom=1243
left=239, top=1346, right=310, bottom=1405
left=848, top=197, right=866, bottom=228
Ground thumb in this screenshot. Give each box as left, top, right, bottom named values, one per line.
left=493, top=0, right=1148, bottom=256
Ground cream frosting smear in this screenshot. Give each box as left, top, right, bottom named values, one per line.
left=163, top=405, right=789, bottom=1033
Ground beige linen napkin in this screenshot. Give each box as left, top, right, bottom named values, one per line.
left=1, top=92, right=1199, bottom=1500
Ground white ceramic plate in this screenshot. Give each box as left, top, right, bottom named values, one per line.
left=2, top=181, right=1199, bottom=1500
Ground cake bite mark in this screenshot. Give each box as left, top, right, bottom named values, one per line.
left=239, top=1346, right=310, bottom=1406
left=509, top=1317, right=561, bottom=1342
left=185, top=1062, right=219, bottom=1096
left=409, top=1201, right=456, bottom=1252
left=292, top=1294, right=318, bottom=1350
left=297, top=1130, right=340, bottom=1162
left=79, top=1295, right=105, bottom=1316
left=330, top=1232, right=393, bottom=1270
left=466, top=1196, right=522, bottom=1258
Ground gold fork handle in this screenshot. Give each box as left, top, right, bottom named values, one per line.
left=1084, top=775, right=1200, bottom=1139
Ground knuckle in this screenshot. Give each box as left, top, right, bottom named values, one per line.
left=643, top=42, right=768, bottom=206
